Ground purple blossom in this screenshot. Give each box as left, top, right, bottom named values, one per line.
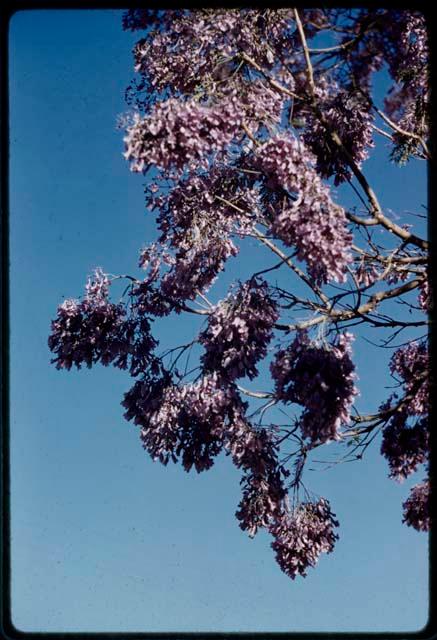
left=354, top=261, right=380, bottom=287
left=127, top=9, right=297, bottom=97
left=122, top=372, right=248, bottom=472
left=381, top=413, right=428, bottom=481
left=271, top=331, right=358, bottom=444
left=199, top=279, right=279, bottom=380
left=123, top=96, right=243, bottom=175
left=236, top=469, right=286, bottom=537
left=269, top=498, right=339, bottom=579
left=303, top=90, right=374, bottom=185
left=48, top=269, right=157, bottom=375
left=418, top=278, right=430, bottom=312
left=390, top=341, right=428, bottom=415
left=402, top=480, right=430, bottom=532
left=228, top=422, right=287, bottom=536
left=384, top=13, right=429, bottom=162
left=137, top=168, right=260, bottom=307
left=253, top=134, right=353, bottom=284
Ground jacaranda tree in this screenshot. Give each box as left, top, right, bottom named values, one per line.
left=49, top=9, right=430, bottom=580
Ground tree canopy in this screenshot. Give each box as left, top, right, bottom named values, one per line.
left=49, top=8, right=429, bottom=580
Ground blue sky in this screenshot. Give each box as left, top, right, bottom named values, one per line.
left=8, top=9, right=429, bottom=633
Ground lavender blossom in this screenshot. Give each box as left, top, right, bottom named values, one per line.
left=123, top=96, right=243, bottom=175
left=199, top=279, right=279, bottom=380
left=254, top=134, right=353, bottom=284
left=269, top=498, right=339, bottom=579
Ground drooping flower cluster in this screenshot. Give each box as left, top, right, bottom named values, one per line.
left=199, top=279, right=279, bottom=380
left=122, top=372, right=247, bottom=472
left=384, top=13, right=429, bottom=162
left=269, top=499, right=339, bottom=579
left=123, top=365, right=288, bottom=534
left=135, top=168, right=261, bottom=308
left=380, top=413, right=429, bottom=481
left=271, top=331, right=358, bottom=444
left=236, top=468, right=286, bottom=538
left=154, top=167, right=255, bottom=246
left=385, top=13, right=428, bottom=110
left=123, top=96, right=243, bottom=175
left=389, top=341, right=428, bottom=415
left=303, top=91, right=374, bottom=185
left=230, top=424, right=286, bottom=537
left=253, top=134, right=353, bottom=284
left=402, top=480, right=430, bottom=532
left=48, top=269, right=157, bottom=375
left=160, top=232, right=238, bottom=305
left=127, top=9, right=298, bottom=97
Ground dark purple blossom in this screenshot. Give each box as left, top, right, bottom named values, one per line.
left=122, top=372, right=249, bottom=472
left=48, top=269, right=157, bottom=375
left=228, top=422, right=287, bottom=537
left=303, top=90, right=374, bottom=185
left=390, top=341, right=428, bottom=415
left=418, top=278, right=430, bottom=312
left=381, top=413, right=428, bottom=481
left=271, top=331, right=358, bottom=444
left=269, top=498, right=339, bottom=579
left=199, top=279, right=279, bottom=380
left=402, top=480, right=430, bottom=532
left=236, top=469, right=286, bottom=537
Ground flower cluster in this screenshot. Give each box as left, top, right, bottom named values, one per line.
left=303, top=91, right=374, bottom=185
left=140, top=167, right=259, bottom=306
left=271, top=331, right=358, bottom=444
left=48, top=269, right=157, bottom=375
left=199, top=279, right=278, bottom=380
left=154, top=167, right=255, bottom=246
left=130, top=10, right=241, bottom=94
left=384, top=12, right=429, bottom=162
left=385, top=12, right=428, bottom=109
left=160, top=232, right=238, bottom=305
left=418, top=277, right=430, bottom=312
left=354, top=260, right=380, bottom=287
left=227, top=421, right=286, bottom=537
left=253, top=135, right=353, bottom=284
left=240, top=80, right=285, bottom=131
left=122, top=372, right=248, bottom=472
left=269, top=498, right=339, bottom=579
left=128, top=9, right=297, bottom=97
left=402, top=480, right=430, bottom=532
left=123, top=95, right=243, bottom=175
left=390, top=341, right=428, bottom=415
left=236, top=469, right=286, bottom=538
left=381, top=413, right=429, bottom=481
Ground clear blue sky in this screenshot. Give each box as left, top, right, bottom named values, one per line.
left=9, top=9, right=429, bottom=633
